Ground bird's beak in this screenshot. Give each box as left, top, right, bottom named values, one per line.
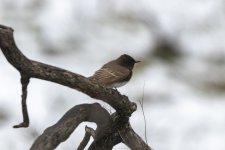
left=135, top=60, right=141, bottom=63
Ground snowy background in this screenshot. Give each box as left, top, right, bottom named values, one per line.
left=1, top=0, right=225, bottom=150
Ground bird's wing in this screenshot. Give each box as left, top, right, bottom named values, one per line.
left=89, top=67, right=131, bottom=86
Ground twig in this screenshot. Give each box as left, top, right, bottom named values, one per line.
left=139, top=82, right=148, bottom=145
left=13, top=74, right=30, bottom=128
left=77, top=126, right=95, bottom=150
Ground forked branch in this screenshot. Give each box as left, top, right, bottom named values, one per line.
left=0, top=24, right=152, bottom=150
left=31, top=103, right=112, bottom=150
left=0, top=24, right=136, bottom=127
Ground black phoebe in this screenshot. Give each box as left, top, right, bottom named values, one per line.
left=89, top=54, right=140, bottom=88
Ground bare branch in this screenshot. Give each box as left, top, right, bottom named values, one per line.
left=0, top=24, right=152, bottom=150
left=119, top=123, right=153, bottom=150
left=13, top=74, right=30, bottom=128
left=31, top=103, right=112, bottom=150
left=86, top=126, right=96, bottom=139
left=0, top=24, right=136, bottom=128
left=77, top=126, right=95, bottom=150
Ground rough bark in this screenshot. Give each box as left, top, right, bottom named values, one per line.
left=77, top=126, right=95, bottom=150
left=0, top=24, right=152, bottom=150
left=31, top=103, right=112, bottom=150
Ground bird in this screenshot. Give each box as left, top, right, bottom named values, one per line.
left=88, top=54, right=140, bottom=88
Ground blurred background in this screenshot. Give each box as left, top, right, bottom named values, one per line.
left=1, top=0, right=225, bottom=149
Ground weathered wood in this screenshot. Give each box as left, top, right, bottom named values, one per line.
left=0, top=24, right=152, bottom=150
left=31, top=103, right=112, bottom=150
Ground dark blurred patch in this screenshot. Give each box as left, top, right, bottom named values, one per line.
left=33, top=25, right=83, bottom=56
left=203, top=81, right=225, bottom=94
left=0, top=108, right=10, bottom=126
left=205, top=53, right=225, bottom=66
left=26, top=127, right=40, bottom=139
left=173, top=60, right=225, bottom=95
left=201, top=55, right=225, bottom=94
left=182, top=79, right=225, bottom=96
left=136, top=92, right=173, bottom=105
left=152, top=39, right=182, bottom=63
left=39, top=43, right=64, bottom=56
left=49, top=95, right=67, bottom=111
left=39, top=38, right=83, bottom=56
left=26, top=0, right=45, bottom=12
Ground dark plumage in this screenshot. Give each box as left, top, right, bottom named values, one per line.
left=89, top=54, right=140, bottom=88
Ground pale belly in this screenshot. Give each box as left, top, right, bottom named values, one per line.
left=107, top=81, right=128, bottom=88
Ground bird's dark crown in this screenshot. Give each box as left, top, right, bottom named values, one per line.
left=117, top=54, right=139, bottom=70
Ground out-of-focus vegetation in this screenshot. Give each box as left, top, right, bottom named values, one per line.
left=1, top=0, right=225, bottom=150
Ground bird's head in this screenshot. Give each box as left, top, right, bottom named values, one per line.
left=117, top=54, right=140, bottom=70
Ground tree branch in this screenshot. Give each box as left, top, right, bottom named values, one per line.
left=119, top=123, right=153, bottom=150
left=0, top=25, right=136, bottom=127
left=0, top=24, right=152, bottom=150
left=31, top=103, right=112, bottom=150
left=13, top=74, right=30, bottom=128
left=77, top=126, right=95, bottom=150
